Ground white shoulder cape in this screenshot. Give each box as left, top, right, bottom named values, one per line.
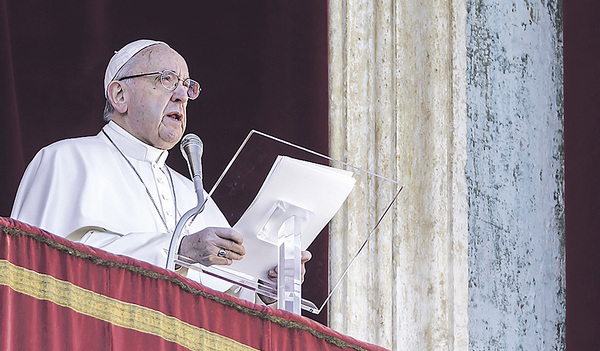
left=11, top=122, right=249, bottom=296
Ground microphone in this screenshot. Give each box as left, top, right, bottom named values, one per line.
left=180, top=133, right=205, bottom=207
left=166, top=134, right=205, bottom=270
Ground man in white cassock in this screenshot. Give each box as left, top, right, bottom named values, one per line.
left=11, top=39, right=310, bottom=304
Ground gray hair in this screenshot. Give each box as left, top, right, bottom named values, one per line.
left=102, top=52, right=145, bottom=122
left=103, top=99, right=114, bottom=121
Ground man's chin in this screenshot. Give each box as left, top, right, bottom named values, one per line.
left=158, top=129, right=184, bottom=149
left=154, top=137, right=181, bottom=150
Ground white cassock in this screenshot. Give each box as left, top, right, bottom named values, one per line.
left=11, top=121, right=255, bottom=301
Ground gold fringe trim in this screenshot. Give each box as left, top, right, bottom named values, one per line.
left=1, top=225, right=373, bottom=351
left=0, top=259, right=257, bottom=351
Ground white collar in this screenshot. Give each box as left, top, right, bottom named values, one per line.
left=102, top=121, right=169, bottom=168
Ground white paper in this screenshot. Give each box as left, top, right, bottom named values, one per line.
left=230, top=156, right=355, bottom=280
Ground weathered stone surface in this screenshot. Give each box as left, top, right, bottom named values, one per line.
left=466, top=0, right=565, bottom=350
left=328, top=0, right=563, bottom=350
left=329, top=0, right=468, bottom=349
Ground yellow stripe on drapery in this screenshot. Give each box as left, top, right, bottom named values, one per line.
left=0, top=259, right=258, bottom=351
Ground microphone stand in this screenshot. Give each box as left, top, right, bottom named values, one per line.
left=166, top=135, right=205, bottom=271
left=166, top=176, right=204, bottom=271
left=165, top=186, right=204, bottom=271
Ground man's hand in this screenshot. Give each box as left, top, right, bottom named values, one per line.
left=259, top=250, right=312, bottom=305
left=179, top=227, right=246, bottom=266
left=266, top=250, right=313, bottom=283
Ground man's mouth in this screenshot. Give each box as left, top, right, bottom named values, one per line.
left=166, top=112, right=183, bottom=121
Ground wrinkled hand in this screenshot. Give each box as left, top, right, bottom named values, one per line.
left=179, top=227, right=246, bottom=266
left=266, top=250, right=312, bottom=283
left=259, top=250, right=312, bottom=305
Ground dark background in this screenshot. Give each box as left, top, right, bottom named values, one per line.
left=564, top=0, right=600, bottom=350
left=1, top=1, right=598, bottom=347
left=0, top=1, right=329, bottom=324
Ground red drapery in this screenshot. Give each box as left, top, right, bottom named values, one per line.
left=0, top=0, right=330, bottom=325
left=0, top=217, right=387, bottom=351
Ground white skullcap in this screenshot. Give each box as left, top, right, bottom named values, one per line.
left=104, top=39, right=169, bottom=97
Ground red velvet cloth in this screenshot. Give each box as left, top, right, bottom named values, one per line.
left=0, top=217, right=387, bottom=351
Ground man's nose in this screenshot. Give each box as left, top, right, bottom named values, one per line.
left=171, top=82, right=189, bottom=102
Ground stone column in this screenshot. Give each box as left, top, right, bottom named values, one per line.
left=466, top=1, right=565, bottom=349
left=328, top=0, right=468, bottom=349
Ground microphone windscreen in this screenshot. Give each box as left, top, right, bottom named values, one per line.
left=180, top=133, right=203, bottom=158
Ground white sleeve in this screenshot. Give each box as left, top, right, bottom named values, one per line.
left=78, top=229, right=241, bottom=296
left=80, top=230, right=173, bottom=268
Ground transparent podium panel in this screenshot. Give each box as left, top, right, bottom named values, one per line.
left=172, top=130, right=403, bottom=315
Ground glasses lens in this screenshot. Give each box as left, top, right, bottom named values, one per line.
left=160, top=70, right=201, bottom=99
left=186, top=79, right=201, bottom=100
left=160, top=71, right=178, bottom=90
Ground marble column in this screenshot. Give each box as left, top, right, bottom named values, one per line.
left=465, top=1, right=565, bottom=349
left=328, top=0, right=468, bottom=349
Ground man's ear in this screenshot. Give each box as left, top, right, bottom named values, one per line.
left=107, top=81, right=128, bottom=114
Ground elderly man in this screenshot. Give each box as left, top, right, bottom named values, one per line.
left=11, top=39, right=310, bottom=303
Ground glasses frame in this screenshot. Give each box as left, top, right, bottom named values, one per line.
left=117, top=70, right=201, bottom=100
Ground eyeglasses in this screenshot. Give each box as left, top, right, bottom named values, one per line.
left=117, top=70, right=201, bottom=100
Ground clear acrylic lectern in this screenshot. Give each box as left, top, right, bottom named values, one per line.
left=166, top=130, right=402, bottom=315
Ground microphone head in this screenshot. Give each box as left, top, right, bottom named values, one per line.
left=180, top=133, right=204, bottom=181
left=180, top=133, right=203, bottom=159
